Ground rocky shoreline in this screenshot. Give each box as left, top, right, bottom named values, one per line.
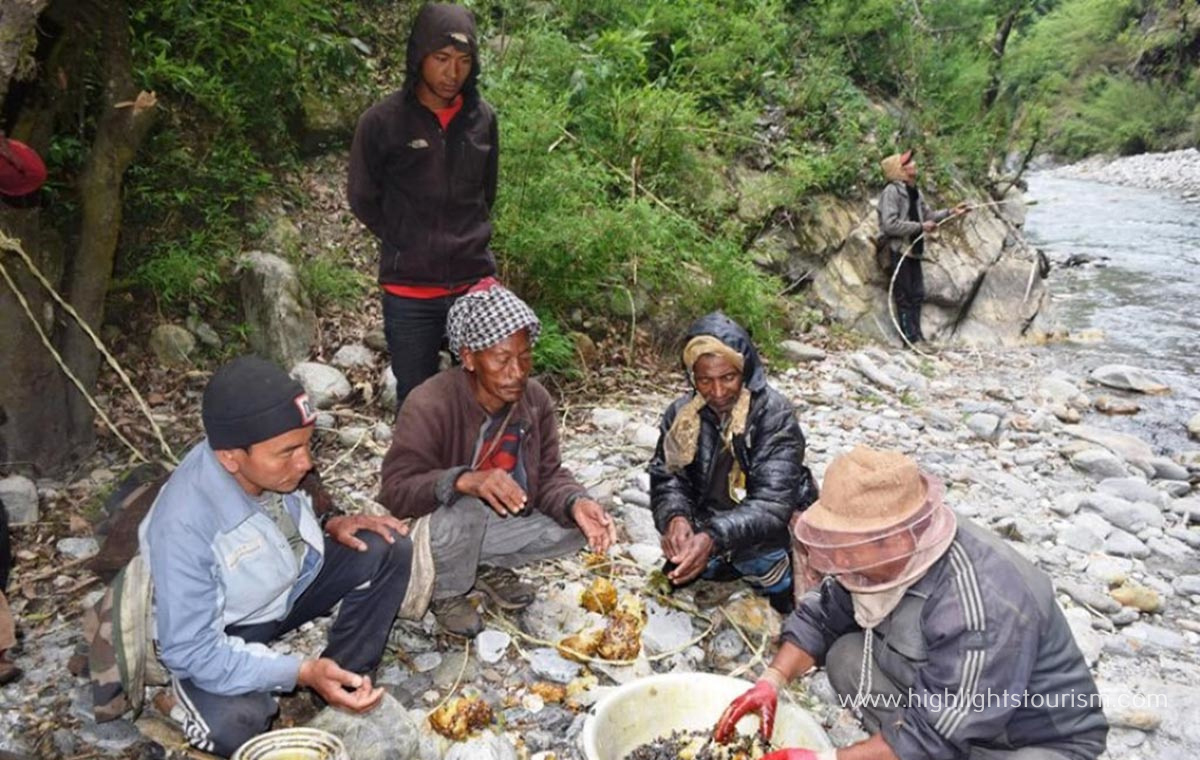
left=1048, top=148, right=1200, bottom=199
left=1, top=335, right=1198, bottom=760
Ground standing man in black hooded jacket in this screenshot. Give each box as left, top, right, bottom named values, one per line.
left=349, top=3, right=499, bottom=407
left=649, top=312, right=818, bottom=614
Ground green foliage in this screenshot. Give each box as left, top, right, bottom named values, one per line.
left=299, top=250, right=372, bottom=309
left=120, top=232, right=231, bottom=306
left=1054, top=75, right=1196, bottom=157
left=478, top=0, right=800, bottom=347
left=117, top=0, right=369, bottom=309
left=531, top=312, right=579, bottom=377
left=1007, top=0, right=1200, bottom=156
left=93, top=0, right=1196, bottom=378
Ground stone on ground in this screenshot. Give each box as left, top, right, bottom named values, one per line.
left=308, top=694, right=418, bottom=760
left=332, top=343, right=376, bottom=369
left=0, top=474, right=39, bottom=524
left=781, top=340, right=826, bottom=363
left=240, top=251, right=317, bottom=368
left=291, top=362, right=352, bottom=408
left=148, top=324, right=196, bottom=367
left=1089, top=364, right=1170, bottom=394
left=1069, top=449, right=1129, bottom=481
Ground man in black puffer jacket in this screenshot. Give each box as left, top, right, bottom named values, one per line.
left=649, top=312, right=817, bottom=613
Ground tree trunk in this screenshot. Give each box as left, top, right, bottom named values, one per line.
left=982, top=5, right=1021, bottom=112
left=57, top=0, right=157, bottom=459
left=0, top=0, right=50, bottom=106
left=0, top=0, right=66, bottom=476
left=0, top=214, right=73, bottom=476
left=0, top=0, right=156, bottom=476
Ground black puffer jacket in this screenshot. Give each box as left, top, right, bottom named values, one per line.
left=649, top=313, right=817, bottom=559
left=347, top=3, right=498, bottom=288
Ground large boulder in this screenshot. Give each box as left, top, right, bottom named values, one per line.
left=239, top=251, right=317, bottom=368
left=1189, top=412, right=1200, bottom=440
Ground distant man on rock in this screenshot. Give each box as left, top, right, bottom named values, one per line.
left=878, top=150, right=968, bottom=345
left=348, top=3, right=499, bottom=408
left=379, top=280, right=616, bottom=637
left=649, top=312, right=817, bottom=614
left=89, top=357, right=415, bottom=757
left=715, top=446, right=1107, bottom=760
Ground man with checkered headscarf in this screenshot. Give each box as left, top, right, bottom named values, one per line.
left=379, top=280, right=616, bottom=636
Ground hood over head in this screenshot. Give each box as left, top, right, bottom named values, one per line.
left=405, top=3, right=481, bottom=96
left=682, top=311, right=766, bottom=393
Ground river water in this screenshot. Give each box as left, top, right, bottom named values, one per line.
left=1024, top=173, right=1200, bottom=454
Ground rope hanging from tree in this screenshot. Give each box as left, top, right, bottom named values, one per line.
left=0, top=230, right=178, bottom=466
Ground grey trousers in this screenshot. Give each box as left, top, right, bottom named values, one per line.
left=825, top=632, right=1080, bottom=760
left=430, top=496, right=585, bottom=600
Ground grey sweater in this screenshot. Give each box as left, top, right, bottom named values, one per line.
left=877, top=180, right=951, bottom=257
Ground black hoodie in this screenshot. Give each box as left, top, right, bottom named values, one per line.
left=649, top=312, right=818, bottom=559
left=348, top=3, right=498, bottom=288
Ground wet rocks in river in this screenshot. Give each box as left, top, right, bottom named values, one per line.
left=1088, top=364, right=1170, bottom=395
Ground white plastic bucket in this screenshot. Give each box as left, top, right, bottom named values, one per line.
left=582, top=672, right=832, bottom=760
left=230, top=728, right=348, bottom=760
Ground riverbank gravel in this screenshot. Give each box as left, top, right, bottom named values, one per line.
left=2, top=334, right=1197, bottom=760
left=1051, top=148, right=1200, bottom=198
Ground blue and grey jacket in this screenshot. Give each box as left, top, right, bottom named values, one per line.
left=138, top=443, right=325, bottom=696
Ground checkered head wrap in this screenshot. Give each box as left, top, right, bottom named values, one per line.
left=446, top=278, right=542, bottom=355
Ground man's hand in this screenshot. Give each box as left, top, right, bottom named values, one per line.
left=456, top=469, right=528, bottom=516
left=953, top=201, right=970, bottom=216
left=297, top=658, right=383, bottom=713
left=572, top=498, right=616, bottom=553
left=667, top=531, right=715, bottom=585
left=921, top=220, right=938, bottom=233
left=325, top=514, right=410, bottom=552
left=714, top=678, right=778, bottom=743
left=661, top=516, right=693, bottom=559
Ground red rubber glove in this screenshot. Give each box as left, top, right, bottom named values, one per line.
left=713, top=678, right=778, bottom=743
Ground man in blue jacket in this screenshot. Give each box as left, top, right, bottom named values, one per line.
left=140, top=357, right=413, bottom=757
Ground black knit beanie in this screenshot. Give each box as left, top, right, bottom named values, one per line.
left=202, top=356, right=316, bottom=450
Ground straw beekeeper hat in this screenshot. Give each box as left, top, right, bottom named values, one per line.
left=801, top=446, right=930, bottom=533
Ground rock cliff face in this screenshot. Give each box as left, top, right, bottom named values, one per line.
left=745, top=177, right=1052, bottom=346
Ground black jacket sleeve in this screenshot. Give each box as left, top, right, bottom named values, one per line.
left=484, top=108, right=499, bottom=211
left=347, top=107, right=388, bottom=241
